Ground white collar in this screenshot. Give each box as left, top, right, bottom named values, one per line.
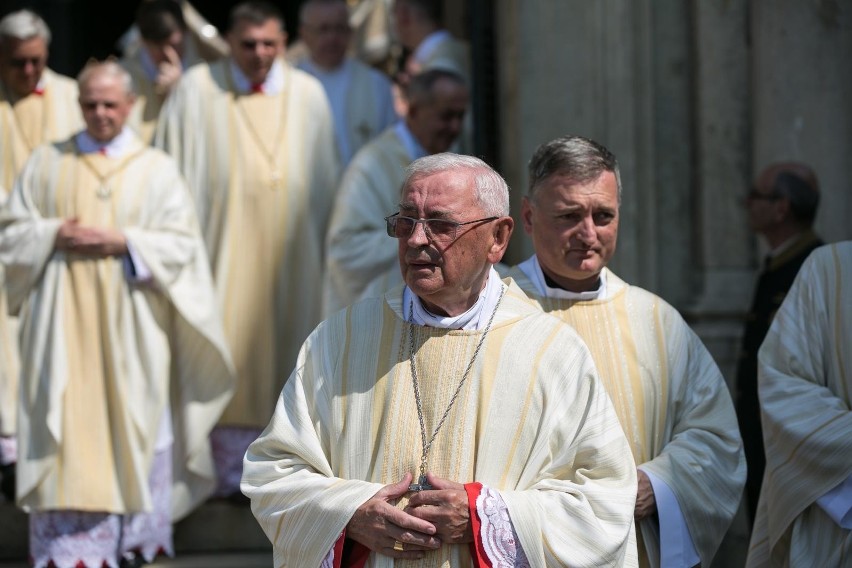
left=413, top=29, right=452, bottom=65
left=229, top=58, right=286, bottom=95
left=403, top=266, right=504, bottom=330
left=395, top=121, right=428, bottom=161
left=75, top=127, right=137, bottom=158
left=518, top=255, right=608, bottom=301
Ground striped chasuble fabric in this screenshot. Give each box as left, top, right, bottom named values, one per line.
left=747, top=242, right=852, bottom=567
left=243, top=280, right=639, bottom=567
left=155, top=60, right=340, bottom=429
left=509, top=266, right=745, bottom=567
left=0, top=135, right=235, bottom=521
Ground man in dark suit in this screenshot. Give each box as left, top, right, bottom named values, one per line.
left=736, top=161, right=823, bottom=525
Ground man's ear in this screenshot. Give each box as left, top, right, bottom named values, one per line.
left=520, top=196, right=534, bottom=235
left=488, top=216, right=514, bottom=264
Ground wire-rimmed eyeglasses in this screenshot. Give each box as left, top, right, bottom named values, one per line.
left=384, top=213, right=499, bottom=243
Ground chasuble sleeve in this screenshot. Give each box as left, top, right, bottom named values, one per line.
left=636, top=316, right=745, bottom=566
left=0, top=147, right=64, bottom=313
left=756, top=244, right=852, bottom=550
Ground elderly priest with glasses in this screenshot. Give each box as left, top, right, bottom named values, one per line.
left=242, top=153, right=639, bottom=567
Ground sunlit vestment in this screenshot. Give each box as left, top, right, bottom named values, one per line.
left=746, top=241, right=852, bottom=567
left=0, top=132, right=234, bottom=519
left=323, top=125, right=413, bottom=314
left=509, top=262, right=745, bottom=567
left=243, top=279, right=639, bottom=567
left=155, top=59, right=339, bottom=428
left=120, top=45, right=204, bottom=145
left=0, top=68, right=83, bottom=191
left=0, top=67, right=83, bottom=461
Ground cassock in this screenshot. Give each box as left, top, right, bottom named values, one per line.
left=746, top=241, right=852, bottom=567
left=0, top=131, right=234, bottom=520
left=242, top=278, right=639, bottom=568
left=324, top=123, right=422, bottom=314
left=509, top=261, right=745, bottom=568
left=155, top=59, right=340, bottom=428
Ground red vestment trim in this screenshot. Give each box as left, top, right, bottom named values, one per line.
left=465, top=482, right=492, bottom=568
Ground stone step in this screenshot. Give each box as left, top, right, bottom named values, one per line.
left=0, top=498, right=272, bottom=563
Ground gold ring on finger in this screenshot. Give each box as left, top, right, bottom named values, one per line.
left=393, top=540, right=404, bottom=552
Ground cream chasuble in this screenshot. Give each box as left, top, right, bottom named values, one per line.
left=0, top=68, right=83, bottom=191
left=509, top=264, right=745, bottom=568
left=324, top=126, right=412, bottom=314
left=747, top=242, right=852, bottom=567
left=243, top=280, right=638, bottom=568
left=0, top=68, right=83, bottom=446
left=155, top=60, right=340, bottom=428
left=0, top=135, right=234, bottom=519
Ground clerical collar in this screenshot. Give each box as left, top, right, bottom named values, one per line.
left=229, top=58, right=285, bottom=95
left=395, top=121, right=428, bottom=161
left=413, top=29, right=452, bottom=65
left=403, top=266, right=503, bottom=330
left=517, top=255, right=608, bottom=301
left=75, top=127, right=136, bottom=158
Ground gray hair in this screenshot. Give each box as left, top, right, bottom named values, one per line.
left=0, top=9, right=52, bottom=45
left=405, top=67, right=467, bottom=106
left=404, top=153, right=510, bottom=217
left=527, top=135, right=622, bottom=203
left=77, top=60, right=135, bottom=97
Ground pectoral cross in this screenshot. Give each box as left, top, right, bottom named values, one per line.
left=270, top=169, right=281, bottom=190
left=408, top=474, right=433, bottom=492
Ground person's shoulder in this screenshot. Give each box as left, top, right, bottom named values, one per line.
left=42, top=68, right=78, bottom=93
left=348, top=57, right=392, bottom=87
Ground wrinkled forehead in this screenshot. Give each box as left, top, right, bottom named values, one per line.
left=400, top=170, right=479, bottom=217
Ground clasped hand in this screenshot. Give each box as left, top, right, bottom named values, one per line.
left=55, top=218, right=127, bottom=257
left=346, top=472, right=473, bottom=559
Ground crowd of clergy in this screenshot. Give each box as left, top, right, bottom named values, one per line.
left=0, top=0, right=849, bottom=567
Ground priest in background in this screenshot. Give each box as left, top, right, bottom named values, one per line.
left=323, top=67, right=467, bottom=314
left=0, top=60, right=234, bottom=568
left=296, top=0, right=397, bottom=167
left=155, top=0, right=340, bottom=499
